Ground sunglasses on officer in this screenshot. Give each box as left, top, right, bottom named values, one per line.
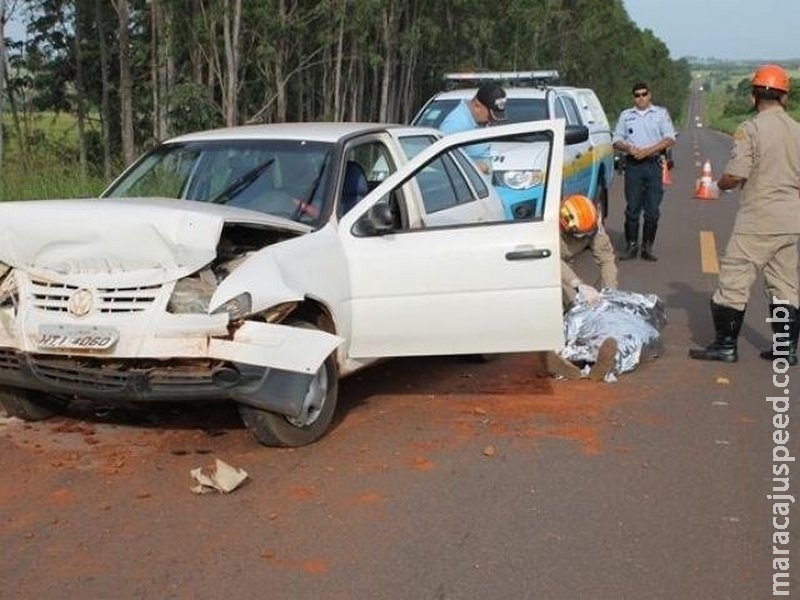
left=633, top=90, right=649, bottom=99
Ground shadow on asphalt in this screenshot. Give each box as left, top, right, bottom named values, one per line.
left=45, top=353, right=553, bottom=442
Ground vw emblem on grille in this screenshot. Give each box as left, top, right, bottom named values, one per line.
left=68, top=289, right=94, bottom=316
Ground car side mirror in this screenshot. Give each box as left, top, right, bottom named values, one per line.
left=565, top=125, right=589, bottom=145
left=352, top=198, right=397, bottom=237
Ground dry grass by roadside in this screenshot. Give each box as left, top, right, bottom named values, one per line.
left=2, top=111, right=108, bottom=200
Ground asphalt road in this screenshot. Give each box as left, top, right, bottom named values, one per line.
left=1, top=97, right=798, bottom=599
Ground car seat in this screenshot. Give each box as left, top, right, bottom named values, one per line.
left=341, top=160, right=369, bottom=215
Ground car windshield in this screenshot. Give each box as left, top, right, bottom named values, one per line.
left=414, top=97, right=549, bottom=128
left=102, top=139, right=333, bottom=224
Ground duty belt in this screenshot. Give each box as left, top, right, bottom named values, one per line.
left=627, top=155, right=659, bottom=164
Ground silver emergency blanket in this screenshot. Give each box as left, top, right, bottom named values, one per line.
left=560, top=289, right=667, bottom=377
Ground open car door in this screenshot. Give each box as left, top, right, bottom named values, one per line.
left=340, top=119, right=567, bottom=358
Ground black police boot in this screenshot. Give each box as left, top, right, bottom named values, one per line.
left=640, top=221, right=658, bottom=261
left=619, top=221, right=639, bottom=261
left=689, top=301, right=745, bottom=362
left=760, top=304, right=799, bottom=366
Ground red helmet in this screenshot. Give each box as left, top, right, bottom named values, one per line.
left=751, top=64, right=790, bottom=93
left=560, top=195, right=598, bottom=236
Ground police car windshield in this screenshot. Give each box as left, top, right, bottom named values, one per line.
left=414, top=98, right=549, bottom=128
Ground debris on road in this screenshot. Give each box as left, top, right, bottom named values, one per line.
left=190, top=459, right=248, bottom=494
left=0, top=414, right=23, bottom=426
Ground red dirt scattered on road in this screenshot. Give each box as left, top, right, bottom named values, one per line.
left=0, top=352, right=655, bottom=597
left=260, top=550, right=331, bottom=575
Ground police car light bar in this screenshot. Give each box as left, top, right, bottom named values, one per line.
left=443, top=70, right=560, bottom=86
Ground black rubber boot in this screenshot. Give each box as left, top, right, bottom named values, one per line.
left=640, top=221, right=658, bottom=261
left=619, top=221, right=639, bottom=261
left=760, top=304, right=798, bottom=366
left=688, top=301, right=745, bottom=362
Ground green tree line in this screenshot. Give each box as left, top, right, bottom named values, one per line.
left=0, top=0, right=691, bottom=187
left=704, top=68, right=800, bottom=133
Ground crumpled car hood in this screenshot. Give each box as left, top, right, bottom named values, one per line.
left=0, top=197, right=309, bottom=286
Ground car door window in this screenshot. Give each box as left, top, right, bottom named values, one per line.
left=559, top=95, right=583, bottom=126
left=505, top=98, right=549, bottom=123
left=417, top=152, right=475, bottom=214
left=398, top=135, right=436, bottom=160
left=341, top=142, right=396, bottom=215
left=453, top=150, right=489, bottom=199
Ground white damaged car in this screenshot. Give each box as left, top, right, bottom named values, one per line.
left=0, top=120, right=582, bottom=446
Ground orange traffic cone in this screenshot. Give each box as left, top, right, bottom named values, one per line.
left=661, top=158, right=673, bottom=186
left=694, top=159, right=719, bottom=200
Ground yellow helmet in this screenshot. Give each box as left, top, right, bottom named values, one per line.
left=560, top=194, right=598, bottom=236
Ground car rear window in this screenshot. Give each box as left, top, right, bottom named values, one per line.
left=413, top=100, right=461, bottom=128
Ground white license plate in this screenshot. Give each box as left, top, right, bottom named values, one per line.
left=37, top=325, right=119, bottom=350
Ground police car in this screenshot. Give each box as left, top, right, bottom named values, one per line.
left=413, top=71, right=615, bottom=219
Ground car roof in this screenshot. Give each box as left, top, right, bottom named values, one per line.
left=429, top=88, right=547, bottom=101
left=166, top=122, right=442, bottom=144
left=428, top=85, right=594, bottom=101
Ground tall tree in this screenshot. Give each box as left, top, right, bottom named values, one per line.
left=112, top=0, right=134, bottom=166
left=72, top=0, right=87, bottom=176
left=95, top=0, right=113, bottom=178
left=1, top=0, right=691, bottom=175
left=0, top=0, right=7, bottom=170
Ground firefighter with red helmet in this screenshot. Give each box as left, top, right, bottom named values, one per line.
left=690, top=64, right=800, bottom=364
left=558, top=194, right=619, bottom=308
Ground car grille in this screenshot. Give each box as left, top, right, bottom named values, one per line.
left=26, top=357, right=219, bottom=393
left=30, top=357, right=128, bottom=391
left=0, top=348, right=21, bottom=372
left=30, top=279, right=162, bottom=314
left=0, top=349, right=223, bottom=397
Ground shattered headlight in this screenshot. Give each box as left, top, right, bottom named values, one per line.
left=168, top=276, right=216, bottom=314
left=212, top=292, right=252, bottom=323
left=495, top=169, right=545, bottom=190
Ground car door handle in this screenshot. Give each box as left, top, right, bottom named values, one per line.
left=505, top=247, right=552, bottom=261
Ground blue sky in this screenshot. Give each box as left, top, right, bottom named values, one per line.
left=624, top=0, right=800, bottom=61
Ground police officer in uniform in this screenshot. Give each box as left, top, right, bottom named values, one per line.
left=612, top=82, right=677, bottom=261
left=689, top=64, right=800, bottom=364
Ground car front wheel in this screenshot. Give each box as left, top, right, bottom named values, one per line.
left=237, top=319, right=339, bottom=447
left=0, top=388, right=69, bottom=421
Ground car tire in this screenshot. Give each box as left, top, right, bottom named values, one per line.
left=0, top=388, right=68, bottom=421
left=237, top=319, right=339, bottom=447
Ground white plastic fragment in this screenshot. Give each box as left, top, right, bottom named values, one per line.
left=190, top=459, right=248, bottom=494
